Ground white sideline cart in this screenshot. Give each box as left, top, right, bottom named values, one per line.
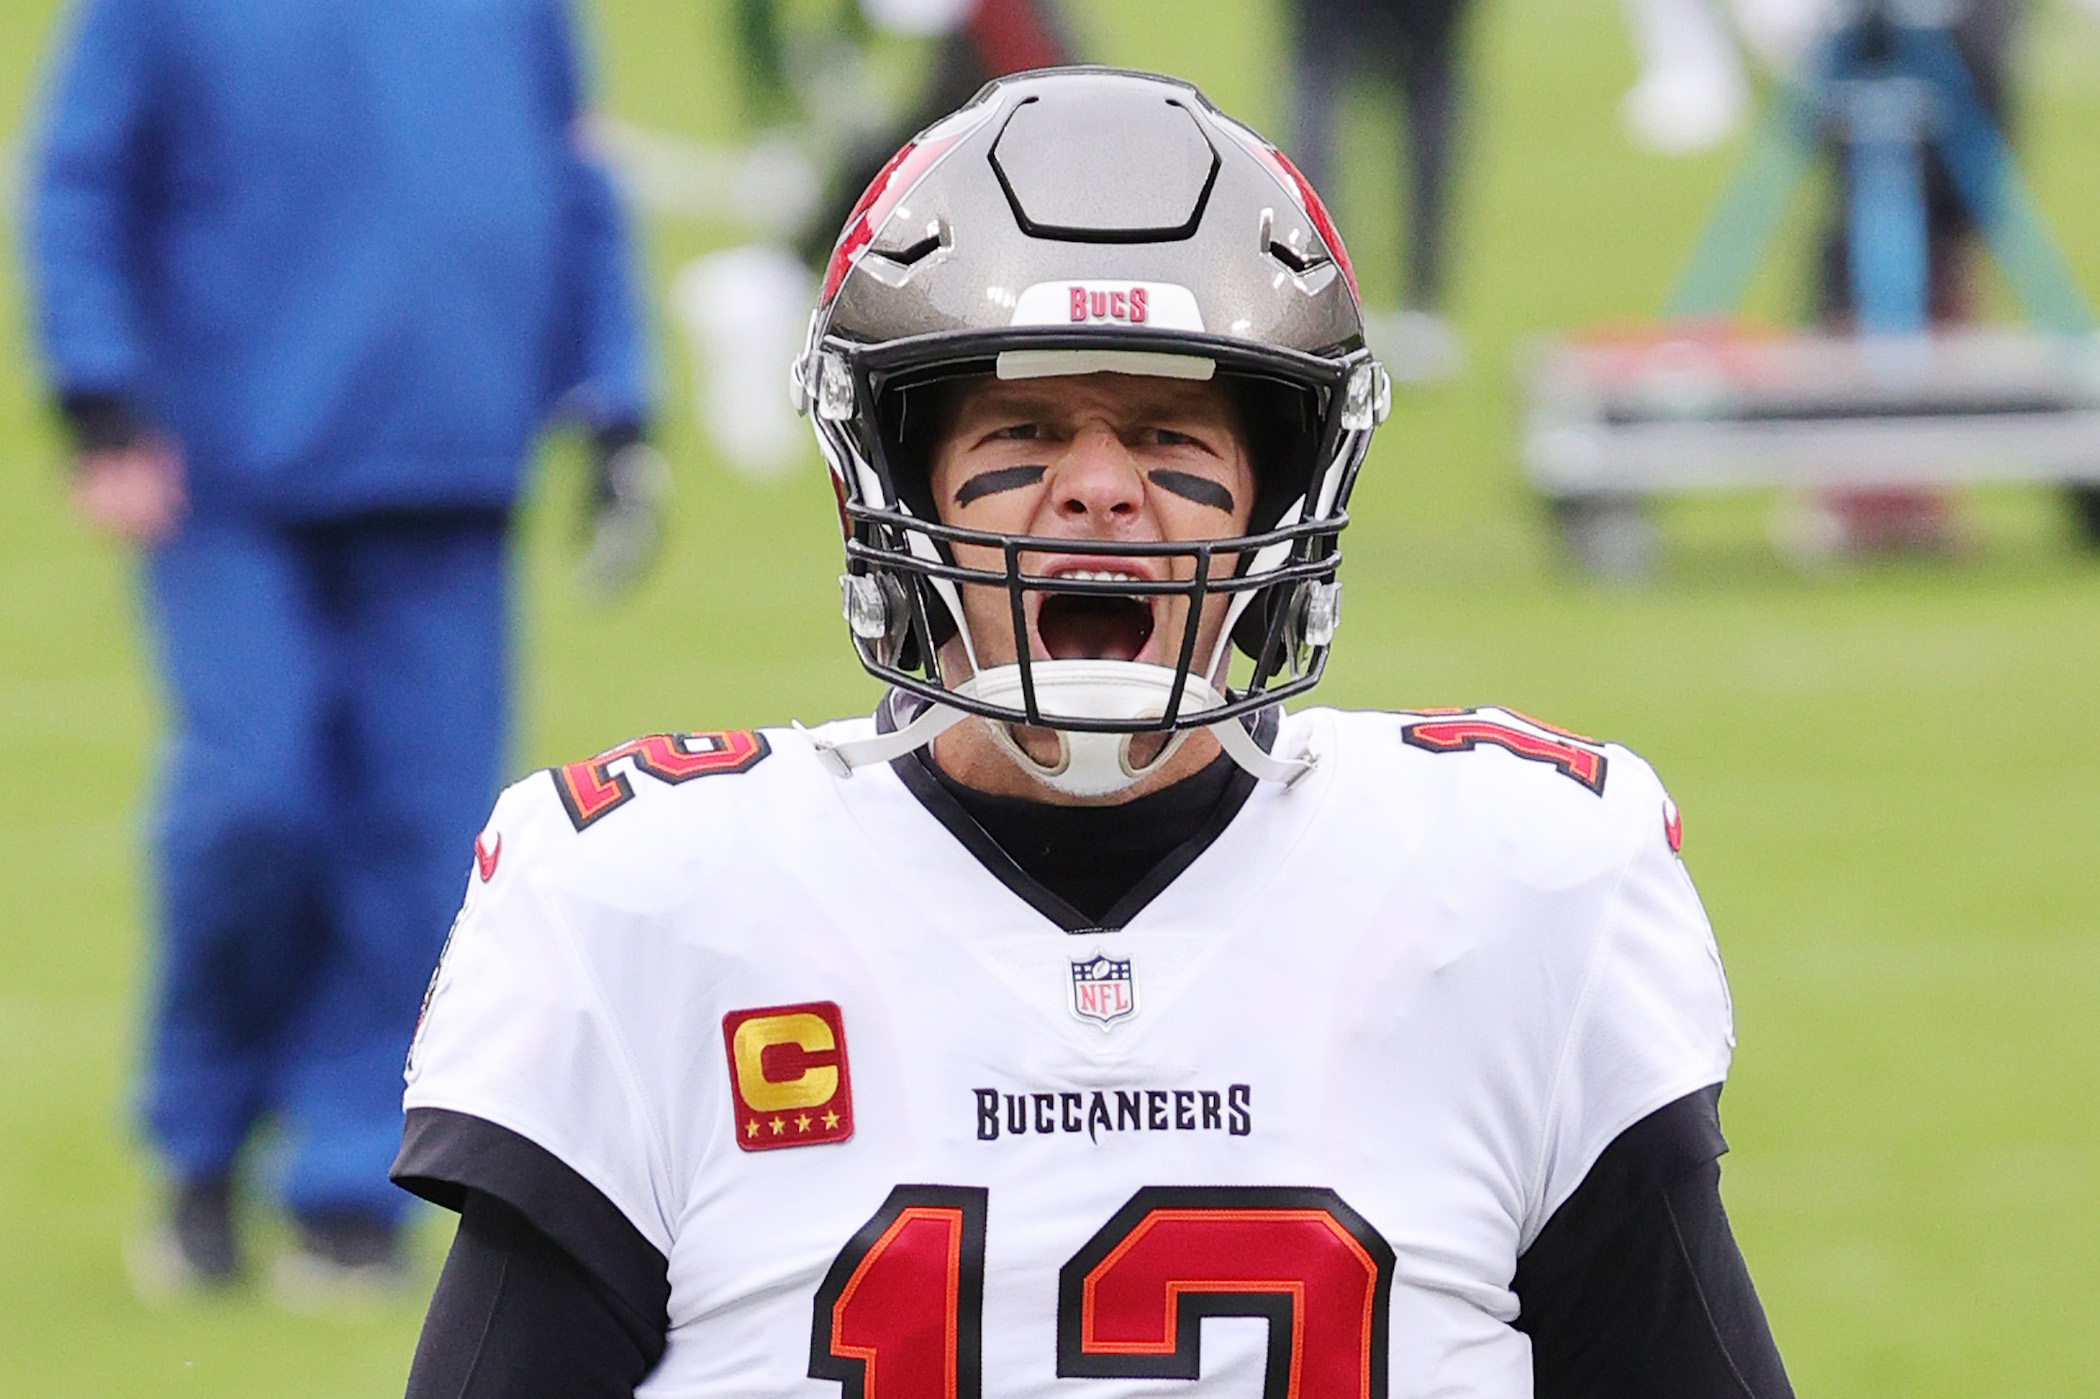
left=1519, top=328, right=2100, bottom=573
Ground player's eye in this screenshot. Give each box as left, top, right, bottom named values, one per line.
left=989, top=422, right=1043, bottom=441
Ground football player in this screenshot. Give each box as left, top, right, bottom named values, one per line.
left=395, top=70, right=1794, bottom=1399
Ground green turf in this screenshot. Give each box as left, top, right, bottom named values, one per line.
left=3, top=0, right=2098, bottom=1393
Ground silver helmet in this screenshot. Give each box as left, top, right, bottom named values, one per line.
left=793, top=67, right=1390, bottom=795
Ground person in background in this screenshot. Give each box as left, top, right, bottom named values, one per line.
left=1285, top=0, right=1477, bottom=382
left=788, top=0, right=1074, bottom=273
left=23, top=0, right=658, bottom=1300
left=1807, top=0, right=2025, bottom=556
left=678, top=0, right=1073, bottom=480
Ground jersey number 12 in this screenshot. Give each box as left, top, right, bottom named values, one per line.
left=810, top=1184, right=1395, bottom=1399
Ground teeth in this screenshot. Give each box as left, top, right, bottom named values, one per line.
left=1061, top=570, right=1146, bottom=583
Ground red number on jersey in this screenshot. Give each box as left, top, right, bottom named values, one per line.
left=810, top=1187, right=987, bottom=1399
left=1401, top=713, right=1607, bottom=795
left=550, top=730, right=770, bottom=831
left=1058, top=1187, right=1394, bottom=1399
left=809, top=1187, right=1393, bottom=1399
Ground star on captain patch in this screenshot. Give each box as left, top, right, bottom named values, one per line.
left=1069, top=954, right=1138, bottom=1030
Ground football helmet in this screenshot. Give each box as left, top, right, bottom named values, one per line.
left=793, top=67, right=1389, bottom=795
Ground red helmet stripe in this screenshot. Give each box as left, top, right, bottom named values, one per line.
left=827, top=464, right=852, bottom=541
left=1269, top=147, right=1356, bottom=297
left=821, top=135, right=963, bottom=306
left=1227, top=132, right=1357, bottom=299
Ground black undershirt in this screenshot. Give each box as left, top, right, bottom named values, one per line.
left=401, top=741, right=1793, bottom=1399
left=919, top=744, right=1243, bottom=926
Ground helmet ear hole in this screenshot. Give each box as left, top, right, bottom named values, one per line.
left=895, top=576, right=958, bottom=674
left=1232, top=582, right=1292, bottom=666
left=1234, top=573, right=1340, bottom=671
left=879, top=370, right=990, bottom=525
left=1225, top=375, right=1322, bottom=533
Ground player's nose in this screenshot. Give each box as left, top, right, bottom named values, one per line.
left=1047, top=424, right=1145, bottom=529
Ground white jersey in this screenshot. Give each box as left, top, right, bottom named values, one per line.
left=403, top=704, right=1733, bottom=1399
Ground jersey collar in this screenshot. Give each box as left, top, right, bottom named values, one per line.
left=877, top=690, right=1277, bottom=933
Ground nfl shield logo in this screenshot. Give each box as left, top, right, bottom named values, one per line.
left=1069, top=955, right=1138, bottom=1029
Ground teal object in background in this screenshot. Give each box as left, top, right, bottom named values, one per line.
left=1666, top=8, right=2095, bottom=337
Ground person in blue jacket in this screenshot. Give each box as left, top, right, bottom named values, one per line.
left=23, top=0, right=658, bottom=1296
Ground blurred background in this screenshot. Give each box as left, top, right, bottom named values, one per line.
left=3, top=0, right=2097, bottom=1392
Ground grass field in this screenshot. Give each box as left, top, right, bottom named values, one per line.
left=3, top=1, right=2098, bottom=1393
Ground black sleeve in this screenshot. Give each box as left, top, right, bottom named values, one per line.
left=406, top=1191, right=663, bottom=1399
left=1514, top=1085, right=1793, bottom=1399
left=394, top=1109, right=673, bottom=1397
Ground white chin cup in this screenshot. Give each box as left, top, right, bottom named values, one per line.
left=954, top=660, right=1227, bottom=799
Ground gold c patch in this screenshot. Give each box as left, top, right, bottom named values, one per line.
left=722, top=1001, right=854, bottom=1151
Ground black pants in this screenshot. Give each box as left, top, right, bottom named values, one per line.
left=1286, top=0, right=1474, bottom=311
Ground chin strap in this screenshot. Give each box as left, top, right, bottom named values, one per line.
left=1206, top=713, right=1317, bottom=788
left=982, top=720, right=1192, bottom=800
left=806, top=701, right=969, bottom=778
left=807, top=690, right=1318, bottom=791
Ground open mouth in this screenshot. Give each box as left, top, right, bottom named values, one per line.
left=1036, top=574, right=1156, bottom=662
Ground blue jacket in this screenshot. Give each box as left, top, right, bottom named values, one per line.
left=25, top=0, right=652, bottom=520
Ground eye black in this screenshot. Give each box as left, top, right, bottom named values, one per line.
left=955, top=464, right=1047, bottom=507
left=1146, top=470, right=1235, bottom=512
